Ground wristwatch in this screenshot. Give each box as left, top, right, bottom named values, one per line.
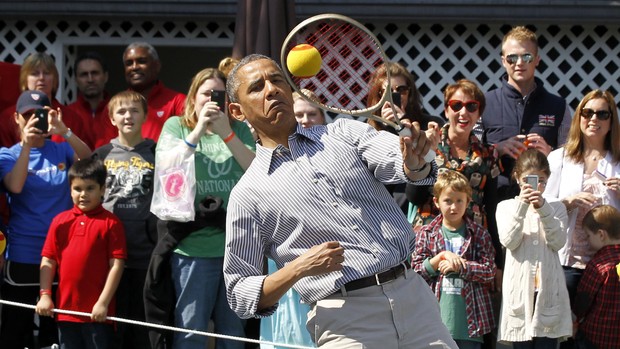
left=62, top=128, right=73, bottom=140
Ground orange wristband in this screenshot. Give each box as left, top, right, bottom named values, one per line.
left=223, top=131, right=235, bottom=143
left=40, top=289, right=52, bottom=296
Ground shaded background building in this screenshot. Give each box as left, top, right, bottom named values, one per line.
left=1, top=0, right=619, bottom=118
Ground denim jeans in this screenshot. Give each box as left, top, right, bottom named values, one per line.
left=170, top=254, right=245, bottom=349
left=57, top=321, right=112, bottom=349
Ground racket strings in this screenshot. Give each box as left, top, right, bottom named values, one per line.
left=288, top=18, right=386, bottom=114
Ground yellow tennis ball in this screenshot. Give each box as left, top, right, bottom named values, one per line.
left=286, top=44, right=322, bottom=78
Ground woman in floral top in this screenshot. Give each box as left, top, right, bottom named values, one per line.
left=410, top=79, right=502, bottom=269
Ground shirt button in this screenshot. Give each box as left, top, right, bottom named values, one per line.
left=532, top=240, right=539, bottom=245
left=332, top=202, right=338, bottom=208
left=312, top=179, right=318, bottom=184
left=80, top=222, right=85, bottom=225
left=351, top=224, right=358, bottom=230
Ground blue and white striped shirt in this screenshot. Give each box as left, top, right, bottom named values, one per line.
left=223, top=118, right=436, bottom=319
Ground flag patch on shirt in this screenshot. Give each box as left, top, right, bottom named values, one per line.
left=538, top=114, right=556, bottom=126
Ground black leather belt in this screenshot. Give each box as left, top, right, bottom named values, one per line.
left=336, top=260, right=410, bottom=295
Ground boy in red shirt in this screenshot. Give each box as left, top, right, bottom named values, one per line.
left=574, top=205, right=620, bottom=349
left=36, top=157, right=126, bottom=349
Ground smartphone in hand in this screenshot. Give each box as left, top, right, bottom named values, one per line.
left=391, top=91, right=402, bottom=109
left=34, top=109, right=49, bottom=132
left=211, top=90, right=226, bottom=107
left=524, top=174, right=538, bottom=188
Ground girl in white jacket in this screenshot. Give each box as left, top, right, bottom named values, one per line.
left=497, top=149, right=572, bottom=348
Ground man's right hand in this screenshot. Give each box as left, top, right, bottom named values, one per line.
left=295, top=241, right=345, bottom=278
left=496, top=135, right=528, bottom=159
left=258, top=241, right=345, bottom=311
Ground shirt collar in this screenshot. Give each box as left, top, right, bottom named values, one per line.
left=254, top=124, right=321, bottom=174
left=70, top=204, right=106, bottom=216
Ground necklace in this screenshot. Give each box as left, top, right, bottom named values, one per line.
left=586, top=150, right=606, bottom=162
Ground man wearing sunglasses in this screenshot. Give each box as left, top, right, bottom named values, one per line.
left=479, top=26, right=572, bottom=203
left=475, top=26, right=573, bottom=349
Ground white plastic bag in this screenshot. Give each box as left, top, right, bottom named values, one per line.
left=150, top=133, right=196, bottom=222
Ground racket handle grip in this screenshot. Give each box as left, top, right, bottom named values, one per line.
left=423, top=149, right=436, bottom=163
left=397, top=126, right=411, bottom=137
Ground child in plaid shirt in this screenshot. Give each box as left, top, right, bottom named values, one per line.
left=574, top=205, right=620, bottom=349
left=413, top=170, right=496, bottom=349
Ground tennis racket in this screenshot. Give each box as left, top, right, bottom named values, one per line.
left=281, top=13, right=435, bottom=161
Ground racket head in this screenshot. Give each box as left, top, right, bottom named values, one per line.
left=281, top=14, right=400, bottom=130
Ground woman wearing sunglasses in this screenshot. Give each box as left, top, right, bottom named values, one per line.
left=366, top=62, right=445, bottom=132
left=544, top=90, right=620, bottom=335
left=409, top=79, right=502, bottom=258
left=409, top=79, right=502, bottom=346
left=366, top=62, right=445, bottom=213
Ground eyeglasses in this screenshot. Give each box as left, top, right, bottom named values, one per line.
left=392, top=85, right=410, bottom=95
left=381, top=85, right=410, bottom=97
left=504, top=53, right=535, bottom=65
left=581, top=108, right=611, bottom=120
left=447, top=100, right=480, bottom=113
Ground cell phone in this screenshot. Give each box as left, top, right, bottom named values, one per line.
left=34, top=108, right=49, bottom=132
left=210, top=90, right=226, bottom=108
left=524, top=174, right=538, bottom=188
left=391, top=91, right=402, bottom=108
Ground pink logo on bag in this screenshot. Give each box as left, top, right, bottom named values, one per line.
left=163, top=170, right=186, bottom=201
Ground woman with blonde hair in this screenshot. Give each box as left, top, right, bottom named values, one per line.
left=544, top=89, right=620, bottom=319
left=157, top=67, right=255, bottom=349
left=292, top=89, right=326, bottom=128
left=0, top=52, right=92, bottom=148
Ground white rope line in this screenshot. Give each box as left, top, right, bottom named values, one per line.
left=0, top=299, right=314, bottom=349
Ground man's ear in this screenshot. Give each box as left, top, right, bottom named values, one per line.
left=433, top=196, right=439, bottom=208
left=598, top=229, right=608, bottom=241
left=228, top=102, right=245, bottom=122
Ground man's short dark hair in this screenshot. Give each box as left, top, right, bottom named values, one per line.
left=69, top=157, right=107, bottom=187
left=74, top=51, right=108, bottom=74
left=226, top=54, right=280, bottom=103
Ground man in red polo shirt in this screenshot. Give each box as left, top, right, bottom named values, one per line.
left=68, top=51, right=116, bottom=149
left=123, top=42, right=186, bottom=141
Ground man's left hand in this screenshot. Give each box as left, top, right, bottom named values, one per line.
left=400, top=120, right=438, bottom=171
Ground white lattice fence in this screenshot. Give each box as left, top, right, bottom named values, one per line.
left=0, top=19, right=235, bottom=102
left=372, top=21, right=620, bottom=116
left=1, top=18, right=619, bottom=115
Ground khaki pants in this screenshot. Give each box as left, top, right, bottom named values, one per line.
left=307, top=270, right=457, bottom=348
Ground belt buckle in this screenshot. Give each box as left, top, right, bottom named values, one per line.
left=374, top=273, right=383, bottom=286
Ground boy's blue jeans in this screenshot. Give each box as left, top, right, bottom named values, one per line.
left=170, top=254, right=246, bottom=349
left=58, top=321, right=112, bottom=349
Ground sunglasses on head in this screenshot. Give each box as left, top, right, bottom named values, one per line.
left=581, top=108, right=611, bottom=120
left=504, top=53, right=535, bottom=65
left=447, top=100, right=480, bottom=113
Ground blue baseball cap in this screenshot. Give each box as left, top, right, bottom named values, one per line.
left=16, top=90, right=51, bottom=114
